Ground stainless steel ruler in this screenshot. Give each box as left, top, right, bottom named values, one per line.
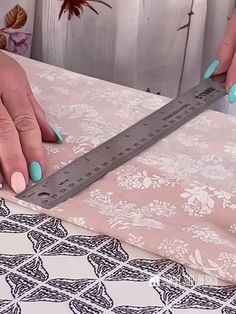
left=16, top=77, right=226, bottom=209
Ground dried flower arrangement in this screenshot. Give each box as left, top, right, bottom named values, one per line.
left=59, top=0, right=112, bottom=20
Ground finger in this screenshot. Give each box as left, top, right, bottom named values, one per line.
left=2, top=89, right=45, bottom=183
left=226, top=51, right=236, bottom=103
left=215, top=36, right=235, bottom=75
left=215, top=11, right=236, bottom=75
left=26, top=83, right=63, bottom=144
left=0, top=97, right=28, bottom=193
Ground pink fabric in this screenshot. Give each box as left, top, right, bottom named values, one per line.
left=1, top=52, right=236, bottom=283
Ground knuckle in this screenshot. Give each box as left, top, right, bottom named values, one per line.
left=14, top=115, right=38, bottom=133
left=0, top=118, right=15, bottom=138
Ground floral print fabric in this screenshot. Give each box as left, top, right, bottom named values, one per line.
left=1, top=51, right=235, bottom=284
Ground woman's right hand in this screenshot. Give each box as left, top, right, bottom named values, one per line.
left=0, top=50, right=62, bottom=193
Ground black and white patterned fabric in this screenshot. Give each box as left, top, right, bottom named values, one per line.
left=0, top=198, right=235, bottom=314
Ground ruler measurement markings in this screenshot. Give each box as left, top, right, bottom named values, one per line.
left=16, top=78, right=226, bottom=208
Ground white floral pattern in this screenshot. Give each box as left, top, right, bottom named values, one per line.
left=67, top=216, right=86, bottom=227
left=137, top=153, right=234, bottom=183
left=177, top=132, right=209, bottom=149
left=224, top=141, right=236, bottom=157
left=183, top=225, right=235, bottom=248
left=84, top=189, right=167, bottom=230
left=115, top=166, right=175, bottom=190
left=127, top=233, right=145, bottom=248
left=158, top=239, right=189, bottom=263
left=229, top=224, right=236, bottom=234
left=181, top=184, right=236, bottom=217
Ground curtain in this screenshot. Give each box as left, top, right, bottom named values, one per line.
left=1, top=0, right=235, bottom=97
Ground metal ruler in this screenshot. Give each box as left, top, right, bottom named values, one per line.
left=16, top=77, right=226, bottom=209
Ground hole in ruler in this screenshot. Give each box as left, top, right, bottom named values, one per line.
left=142, top=123, right=148, bottom=126
left=124, top=134, right=130, bottom=138
left=105, top=146, right=110, bottom=149
left=85, top=158, right=90, bottom=162
left=38, top=192, right=50, bottom=199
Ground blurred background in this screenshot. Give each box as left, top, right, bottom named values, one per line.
left=0, top=0, right=235, bottom=98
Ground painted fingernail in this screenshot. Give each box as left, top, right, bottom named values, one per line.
left=228, top=83, right=236, bottom=104
left=29, top=161, right=42, bottom=183
left=11, top=172, right=26, bottom=193
left=51, top=126, right=63, bottom=144
left=204, top=59, right=220, bottom=79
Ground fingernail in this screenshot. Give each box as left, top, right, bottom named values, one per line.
left=228, top=83, right=236, bottom=104
left=11, top=172, right=26, bottom=193
left=204, top=59, right=220, bottom=79
left=0, top=183, right=2, bottom=189
left=51, top=126, right=63, bottom=144
left=29, top=161, right=42, bottom=183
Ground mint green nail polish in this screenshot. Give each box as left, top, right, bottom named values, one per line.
left=51, top=126, right=63, bottom=144
left=228, top=83, right=236, bottom=104
left=29, top=161, right=42, bottom=183
left=204, top=59, right=220, bottom=79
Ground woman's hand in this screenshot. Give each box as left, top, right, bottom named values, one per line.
left=0, top=51, right=62, bottom=193
left=204, top=10, right=236, bottom=103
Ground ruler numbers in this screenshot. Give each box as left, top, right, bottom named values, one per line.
left=16, top=78, right=225, bottom=209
